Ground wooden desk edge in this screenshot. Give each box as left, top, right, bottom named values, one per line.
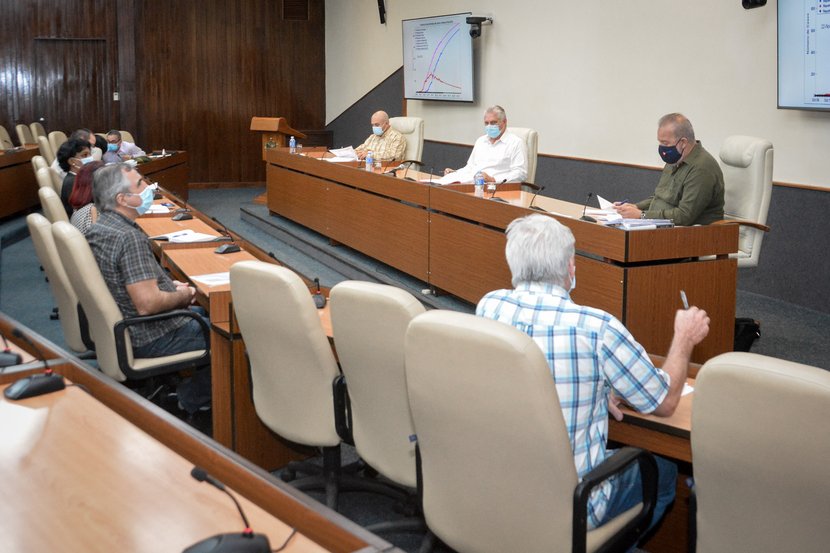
left=0, top=313, right=395, bottom=553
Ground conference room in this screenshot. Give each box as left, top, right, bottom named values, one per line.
left=2, top=1, right=829, bottom=552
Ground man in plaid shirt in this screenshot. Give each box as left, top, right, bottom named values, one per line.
left=477, top=214, right=709, bottom=535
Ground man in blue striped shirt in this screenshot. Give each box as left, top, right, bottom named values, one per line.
left=477, top=214, right=710, bottom=535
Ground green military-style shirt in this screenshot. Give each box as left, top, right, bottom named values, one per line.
left=636, top=141, right=724, bottom=226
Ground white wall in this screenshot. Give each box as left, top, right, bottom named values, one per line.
left=326, top=0, right=829, bottom=188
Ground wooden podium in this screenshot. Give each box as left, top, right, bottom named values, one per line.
left=250, top=116, right=306, bottom=161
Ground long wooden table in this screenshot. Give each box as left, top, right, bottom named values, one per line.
left=136, top=151, right=190, bottom=201
left=0, top=313, right=395, bottom=553
left=265, top=148, right=738, bottom=364
left=0, top=144, right=39, bottom=219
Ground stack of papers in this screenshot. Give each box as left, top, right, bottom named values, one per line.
left=146, top=204, right=170, bottom=214
left=584, top=195, right=623, bottom=224
left=618, top=219, right=675, bottom=231
left=326, top=146, right=358, bottom=162
left=149, top=229, right=218, bottom=243
left=191, top=272, right=230, bottom=286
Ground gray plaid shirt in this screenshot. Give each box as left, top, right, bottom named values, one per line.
left=86, top=210, right=188, bottom=347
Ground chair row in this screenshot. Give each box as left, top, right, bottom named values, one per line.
left=230, top=261, right=830, bottom=553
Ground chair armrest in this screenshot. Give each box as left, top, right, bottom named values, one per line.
left=113, top=309, right=211, bottom=379
left=332, top=375, right=354, bottom=444
left=572, top=447, right=658, bottom=553
left=711, top=219, right=770, bottom=232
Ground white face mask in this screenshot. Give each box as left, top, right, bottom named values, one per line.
left=569, top=271, right=576, bottom=293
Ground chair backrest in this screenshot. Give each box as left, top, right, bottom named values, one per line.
left=718, top=135, right=773, bottom=268
left=49, top=166, right=64, bottom=195
left=692, top=352, right=830, bottom=553
left=48, top=130, right=68, bottom=155
left=229, top=261, right=341, bottom=447
left=16, top=123, right=34, bottom=145
left=0, top=125, right=13, bottom=149
left=31, top=155, right=48, bottom=175
left=38, top=186, right=69, bottom=223
left=52, top=221, right=132, bottom=381
left=26, top=214, right=87, bottom=353
left=329, top=281, right=425, bottom=488
left=36, top=136, right=55, bottom=165
left=120, top=130, right=136, bottom=144
left=35, top=167, right=54, bottom=191
left=30, top=121, right=47, bottom=139
left=404, top=310, right=580, bottom=553
left=508, top=127, right=538, bottom=184
left=388, top=116, right=424, bottom=162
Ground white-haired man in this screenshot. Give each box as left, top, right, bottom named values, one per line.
left=476, top=213, right=710, bottom=537
left=443, top=105, right=527, bottom=183
left=355, top=110, right=406, bottom=162
left=614, top=113, right=724, bottom=226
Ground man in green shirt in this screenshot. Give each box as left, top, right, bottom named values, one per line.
left=615, top=113, right=724, bottom=226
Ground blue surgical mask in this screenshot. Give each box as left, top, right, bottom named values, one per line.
left=485, top=124, right=501, bottom=139
left=658, top=140, right=684, bottom=165
left=107, top=143, right=119, bottom=152
left=125, top=186, right=155, bottom=215
left=81, top=156, right=94, bottom=165
left=372, top=125, right=383, bottom=136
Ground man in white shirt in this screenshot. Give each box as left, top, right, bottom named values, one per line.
left=103, top=130, right=146, bottom=163
left=442, top=105, right=527, bottom=184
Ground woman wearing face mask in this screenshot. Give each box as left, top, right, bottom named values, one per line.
left=56, top=137, right=94, bottom=217
left=69, top=160, right=104, bottom=234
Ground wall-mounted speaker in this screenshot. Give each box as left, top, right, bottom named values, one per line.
left=378, top=0, right=386, bottom=24
left=742, top=0, right=767, bottom=9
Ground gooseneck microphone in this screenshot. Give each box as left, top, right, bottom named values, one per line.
left=4, top=327, right=66, bottom=400
left=0, top=330, right=22, bottom=367
left=311, top=277, right=326, bottom=309
left=579, top=192, right=597, bottom=223
left=529, top=184, right=547, bottom=211
left=184, top=467, right=270, bottom=553
left=488, top=179, right=509, bottom=202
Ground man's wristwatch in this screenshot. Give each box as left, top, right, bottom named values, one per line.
left=640, top=211, right=647, bottom=219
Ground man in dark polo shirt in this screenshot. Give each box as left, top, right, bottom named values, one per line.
left=86, top=163, right=207, bottom=358
left=615, top=113, right=724, bottom=226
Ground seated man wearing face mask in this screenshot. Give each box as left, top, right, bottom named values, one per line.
left=476, top=213, right=711, bottom=541
left=355, top=110, right=406, bottom=162
left=614, top=113, right=724, bottom=226
left=442, top=104, right=527, bottom=184
left=86, top=163, right=208, bottom=358
left=102, top=129, right=146, bottom=164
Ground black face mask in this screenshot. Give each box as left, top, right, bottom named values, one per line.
left=658, top=140, right=684, bottom=164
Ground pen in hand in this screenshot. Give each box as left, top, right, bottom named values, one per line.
left=680, top=290, right=689, bottom=310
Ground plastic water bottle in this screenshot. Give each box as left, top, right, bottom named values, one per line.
left=289, top=135, right=296, bottom=154
left=365, top=151, right=374, bottom=172
left=474, top=170, right=485, bottom=197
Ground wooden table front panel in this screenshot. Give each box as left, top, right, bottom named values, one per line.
left=0, top=146, right=38, bottom=219
left=571, top=257, right=625, bottom=321
left=267, top=164, right=331, bottom=236
left=625, top=258, right=737, bottom=363
left=139, top=152, right=190, bottom=201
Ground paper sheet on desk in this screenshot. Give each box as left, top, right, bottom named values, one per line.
left=326, top=146, right=358, bottom=161
left=191, top=272, right=230, bottom=286
left=434, top=169, right=473, bottom=185
left=682, top=382, right=694, bottom=396
left=146, top=204, right=170, bottom=214
left=149, top=229, right=217, bottom=243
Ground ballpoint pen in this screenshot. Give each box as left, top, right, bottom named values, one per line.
left=680, top=290, right=689, bottom=310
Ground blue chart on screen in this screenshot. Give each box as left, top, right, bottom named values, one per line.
left=403, top=13, right=474, bottom=102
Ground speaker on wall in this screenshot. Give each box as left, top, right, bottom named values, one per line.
left=742, top=0, right=766, bottom=9
left=378, top=0, right=386, bottom=24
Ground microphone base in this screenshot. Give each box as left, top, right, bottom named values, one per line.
left=0, top=351, right=22, bottom=367
left=183, top=533, right=270, bottom=553
left=579, top=215, right=597, bottom=223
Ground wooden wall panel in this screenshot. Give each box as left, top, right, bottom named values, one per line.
left=1, top=0, right=326, bottom=184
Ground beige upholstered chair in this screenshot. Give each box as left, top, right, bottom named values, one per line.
left=49, top=166, right=64, bottom=195
left=52, top=221, right=209, bottom=382
left=48, top=130, right=68, bottom=155
left=389, top=117, right=424, bottom=162
left=38, top=186, right=69, bottom=223
left=404, top=310, right=656, bottom=553
left=716, top=135, right=773, bottom=268
left=330, top=280, right=425, bottom=489
left=691, top=352, right=830, bottom=553
left=36, top=136, right=55, bottom=165
left=120, top=130, right=136, bottom=144
left=508, top=126, right=539, bottom=184
left=30, top=121, right=47, bottom=140
left=27, top=214, right=91, bottom=355
left=31, top=155, right=48, bottom=175
left=16, top=123, right=35, bottom=145
left=0, top=125, right=13, bottom=149
left=229, top=261, right=345, bottom=508
left=35, top=167, right=54, bottom=192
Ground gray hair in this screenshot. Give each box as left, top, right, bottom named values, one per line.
left=485, top=105, right=507, bottom=123
left=106, top=130, right=122, bottom=140
left=93, top=163, right=136, bottom=212
left=658, top=113, right=695, bottom=142
left=505, top=214, right=575, bottom=288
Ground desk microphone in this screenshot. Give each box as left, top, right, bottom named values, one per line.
left=210, top=217, right=234, bottom=242
left=310, top=277, right=326, bottom=309
left=384, top=159, right=420, bottom=177
left=0, top=330, right=22, bottom=367
left=211, top=217, right=240, bottom=254
left=521, top=182, right=543, bottom=192
left=487, top=179, right=509, bottom=200
left=579, top=192, right=597, bottom=223
left=529, top=184, right=547, bottom=211
left=4, top=327, right=65, bottom=400
left=184, top=467, right=270, bottom=553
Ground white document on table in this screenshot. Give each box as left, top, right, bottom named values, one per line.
left=191, top=272, right=230, bottom=286
left=326, top=146, right=358, bottom=161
